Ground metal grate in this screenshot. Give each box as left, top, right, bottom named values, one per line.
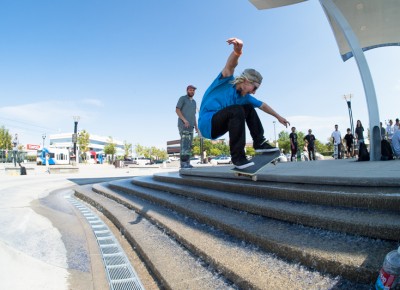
left=67, top=196, right=145, bottom=290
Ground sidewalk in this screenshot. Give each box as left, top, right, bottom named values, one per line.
left=0, top=163, right=178, bottom=290
left=182, top=158, right=400, bottom=187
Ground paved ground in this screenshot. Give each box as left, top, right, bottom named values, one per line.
left=184, top=158, right=400, bottom=187
left=0, top=158, right=399, bottom=289
left=0, top=162, right=178, bottom=290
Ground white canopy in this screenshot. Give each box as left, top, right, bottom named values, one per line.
left=249, top=0, right=400, bottom=61
left=248, top=0, right=306, bottom=10
left=322, top=0, right=400, bottom=61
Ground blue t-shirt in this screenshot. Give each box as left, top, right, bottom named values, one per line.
left=198, top=73, right=262, bottom=139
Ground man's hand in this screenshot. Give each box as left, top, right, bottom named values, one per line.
left=183, top=120, right=190, bottom=128
left=226, top=38, right=243, bottom=55
left=277, top=116, right=290, bottom=128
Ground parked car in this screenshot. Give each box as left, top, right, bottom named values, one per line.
left=189, top=157, right=201, bottom=166
left=132, top=157, right=152, bottom=165
left=210, top=155, right=232, bottom=165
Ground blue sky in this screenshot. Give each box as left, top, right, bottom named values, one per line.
left=0, top=0, right=399, bottom=149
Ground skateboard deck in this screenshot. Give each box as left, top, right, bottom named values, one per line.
left=334, top=144, right=338, bottom=159
left=180, top=131, right=193, bottom=162
left=231, top=151, right=280, bottom=181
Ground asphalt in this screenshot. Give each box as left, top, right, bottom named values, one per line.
left=0, top=158, right=399, bottom=289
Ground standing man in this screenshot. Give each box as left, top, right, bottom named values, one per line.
left=289, top=127, right=298, bottom=162
left=394, top=118, right=400, bottom=133
left=380, top=122, right=386, bottom=140
left=198, top=37, right=289, bottom=169
left=176, top=85, right=199, bottom=168
left=331, top=124, right=342, bottom=159
left=392, top=128, right=400, bottom=158
left=386, top=119, right=394, bottom=143
left=304, top=129, right=316, bottom=161
left=12, top=133, right=19, bottom=167
left=343, top=128, right=354, bottom=158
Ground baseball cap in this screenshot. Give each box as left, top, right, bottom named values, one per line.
left=241, top=68, right=263, bottom=85
left=187, top=85, right=197, bottom=90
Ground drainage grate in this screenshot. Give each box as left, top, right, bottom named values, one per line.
left=67, top=196, right=145, bottom=290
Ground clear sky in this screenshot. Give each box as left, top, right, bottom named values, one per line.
left=1, top=0, right=399, bottom=149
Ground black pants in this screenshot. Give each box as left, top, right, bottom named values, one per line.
left=211, top=104, right=264, bottom=163
left=291, top=144, right=298, bottom=161
left=308, top=146, right=316, bottom=160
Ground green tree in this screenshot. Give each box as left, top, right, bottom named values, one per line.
left=77, top=130, right=90, bottom=162
left=124, top=140, right=132, bottom=158
left=245, top=146, right=255, bottom=157
left=134, top=144, right=147, bottom=157
left=104, top=137, right=117, bottom=164
left=0, top=126, right=12, bottom=150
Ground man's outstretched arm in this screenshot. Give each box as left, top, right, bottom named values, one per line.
left=221, top=38, right=243, bottom=78
left=260, top=102, right=290, bottom=128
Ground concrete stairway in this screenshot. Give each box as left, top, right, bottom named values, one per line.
left=74, top=170, right=400, bottom=289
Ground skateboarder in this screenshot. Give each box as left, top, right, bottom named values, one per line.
left=198, top=37, right=290, bottom=169
left=176, top=85, right=199, bottom=168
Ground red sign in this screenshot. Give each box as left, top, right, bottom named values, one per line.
left=27, top=144, right=41, bottom=150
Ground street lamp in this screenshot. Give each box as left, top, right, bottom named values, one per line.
left=72, top=116, right=80, bottom=163
left=273, top=121, right=277, bottom=145
left=42, top=133, right=46, bottom=149
left=343, top=94, right=354, bottom=135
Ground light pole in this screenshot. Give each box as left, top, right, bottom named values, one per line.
left=343, top=94, right=354, bottom=135
left=72, top=116, right=80, bottom=163
left=42, top=133, right=46, bottom=149
left=273, top=121, right=277, bottom=146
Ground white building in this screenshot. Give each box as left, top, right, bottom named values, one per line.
left=49, top=133, right=125, bottom=155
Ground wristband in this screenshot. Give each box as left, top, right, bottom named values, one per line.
left=234, top=50, right=242, bottom=57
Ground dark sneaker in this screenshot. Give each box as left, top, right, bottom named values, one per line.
left=254, top=140, right=279, bottom=153
left=233, top=158, right=255, bottom=169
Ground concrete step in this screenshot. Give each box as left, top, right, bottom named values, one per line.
left=75, top=181, right=370, bottom=289
left=74, top=185, right=236, bottom=290
left=131, top=175, right=400, bottom=240
left=103, top=178, right=397, bottom=284
left=154, top=172, right=400, bottom=211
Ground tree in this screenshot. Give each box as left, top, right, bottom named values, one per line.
left=104, top=137, right=117, bottom=163
left=135, top=144, right=147, bottom=157
left=77, top=130, right=90, bottom=162
left=124, top=141, right=132, bottom=158
left=0, top=126, right=12, bottom=150
left=192, top=137, right=230, bottom=158
left=245, top=146, right=255, bottom=157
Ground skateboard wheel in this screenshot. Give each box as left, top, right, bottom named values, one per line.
left=252, top=175, right=257, bottom=181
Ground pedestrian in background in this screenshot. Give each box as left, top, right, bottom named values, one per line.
left=289, top=127, right=298, bottom=162
left=12, top=133, right=19, bottom=167
left=176, top=84, right=199, bottom=168
left=343, top=128, right=354, bottom=158
left=45, top=153, right=50, bottom=174
left=304, top=129, right=316, bottom=161
left=331, top=125, right=342, bottom=159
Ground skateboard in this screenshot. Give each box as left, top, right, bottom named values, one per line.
left=180, top=131, right=193, bottom=163
left=231, top=150, right=280, bottom=181
left=333, top=144, right=338, bottom=159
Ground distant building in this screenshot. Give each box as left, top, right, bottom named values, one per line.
left=49, top=133, right=124, bottom=155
